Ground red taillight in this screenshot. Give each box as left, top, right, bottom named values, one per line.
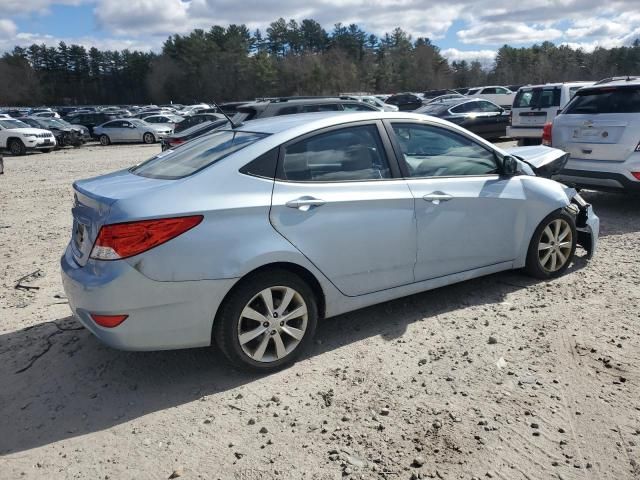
left=632, top=172, right=640, bottom=180
left=91, top=314, right=128, bottom=328
left=169, top=139, right=184, bottom=146
left=90, top=215, right=203, bottom=260
left=542, top=122, right=553, bottom=146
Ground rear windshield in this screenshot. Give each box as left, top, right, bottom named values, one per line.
left=131, top=129, right=268, bottom=179
left=513, top=88, right=560, bottom=109
left=564, top=86, right=640, bottom=114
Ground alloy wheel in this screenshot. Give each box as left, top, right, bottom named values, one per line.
left=538, top=218, right=573, bottom=272
left=236, top=286, right=308, bottom=363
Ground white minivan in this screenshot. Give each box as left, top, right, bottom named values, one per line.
left=507, top=82, right=594, bottom=145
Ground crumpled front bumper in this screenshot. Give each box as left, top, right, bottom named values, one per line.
left=571, top=194, right=599, bottom=258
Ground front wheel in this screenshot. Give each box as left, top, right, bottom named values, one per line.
left=214, top=270, right=318, bottom=372
left=143, top=132, right=155, bottom=144
left=8, top=139, right=26, bottom=156
left=525, top=210, right=577, bottom=279
left=99, top=134, right=111, bottom=146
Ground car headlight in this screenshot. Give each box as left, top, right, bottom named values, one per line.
left=24, top=134, right=37, bottom=138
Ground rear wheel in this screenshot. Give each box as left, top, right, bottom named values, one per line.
left=8, top=139, right=26, bottom=156
left=143, top=132, right=155, bottom=144
left=525, top=210, right=576, bottom=279
left=99, top=134, right=111, bottom=146
left=214, top=270, right=318, bottom=372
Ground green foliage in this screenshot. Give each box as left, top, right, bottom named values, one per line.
left=2, top=19, right=640, bottom=106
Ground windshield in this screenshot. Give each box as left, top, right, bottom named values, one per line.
left=131, top=129, right=269, bottom=179
left=467, top=88, right=480, bottom=95
left=0, top=119, right=30, bottom=129
left=564, top=86, right=640, bottom=114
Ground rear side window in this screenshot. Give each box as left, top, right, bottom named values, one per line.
left=342, top=103, right=376, bottom=111
left=564, top=86, right=640, bottom=114
left=276, top=106, right=300, bottom=116
left=514, top=88, right=560, bottom=108
left=302, top=104, right=340, bottom=112
left=279, top=125, right=391, bottom=182
left=131, top=130, right=268, bottom=179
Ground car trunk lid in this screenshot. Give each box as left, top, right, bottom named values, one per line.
left=553, top=115, right=631, bottom=161
left=70, top=168, right=174, bottom=266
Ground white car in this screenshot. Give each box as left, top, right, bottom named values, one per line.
left=94, top=119, right=172, bottom=145
left=178, top=104, right=211, bottom=116
left=550, top=78, right=640, bottom=192
left=143, top=114, right=184, bottom=131
left=32, top=111, right=61, bottom=119
left=466, top=86, right=515, bottom=109
left=0, top=118, right=56, bottom=155
left=507, top=82, right=594, bottom=145
left=349, top=95, right=399, bottom=112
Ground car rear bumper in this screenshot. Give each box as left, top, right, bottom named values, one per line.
left=506, top=126, right=543, bottom=139
left=60, top=244, right=236, bottom=351
left=554, top=157, right=640, bottom=191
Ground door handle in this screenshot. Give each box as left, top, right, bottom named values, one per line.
left=285, top=197, right=326, bottom=210
left=423, top=192, right=453, bottom=204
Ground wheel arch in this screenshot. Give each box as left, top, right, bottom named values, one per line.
left=214, top=261, right=326, bottom=329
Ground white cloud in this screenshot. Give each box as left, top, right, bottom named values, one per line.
left=2, top=0, right=87, bottom=15
left=441, top=48, right=496, bottom=67
left=0, top=31, right=156, bottom=53
left=458, top=22, right=563, bottom=45
left=93, top=0, right=465, bottom=40
left=94, top=0, right=191, bottom=36
left=4, top=0, right=640, bottom=57
left=0, top=19, right=18, bottom=39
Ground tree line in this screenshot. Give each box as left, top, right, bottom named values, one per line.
left=1, top=17, right=640, bottom=106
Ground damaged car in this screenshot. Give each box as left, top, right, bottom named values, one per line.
left=61, top=112, right=598, bottom=372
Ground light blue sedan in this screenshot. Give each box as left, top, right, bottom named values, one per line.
left=61, top=112, right=598, bottom=371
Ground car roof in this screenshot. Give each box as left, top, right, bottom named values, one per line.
left=589, top=77, right=640, bottom=88
left=518, top=81, right=594, bottom=89
left=234, top=111, right=450, bottom=135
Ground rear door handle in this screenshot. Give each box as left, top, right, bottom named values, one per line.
left=423, top=192, right=453, bottom=204
left=285, top=197, right=326, bottom=210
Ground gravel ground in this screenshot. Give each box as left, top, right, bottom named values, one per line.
left=1, top=143, right=639, bottom=480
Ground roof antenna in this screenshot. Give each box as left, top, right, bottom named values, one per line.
left=210, top=100, right=242, bottom=129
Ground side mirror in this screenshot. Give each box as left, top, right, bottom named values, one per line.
left=502, top=155, right=519, bottom=176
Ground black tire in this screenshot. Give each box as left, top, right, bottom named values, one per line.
left=143, top=132, right=155, bottom=144
left=99, top=134, right=111, bottom=146
left=214, top=269, right=318, bottom=372
left=525, top=209, right=577, bottom=279
left=8, top=139, right=26, bottom=156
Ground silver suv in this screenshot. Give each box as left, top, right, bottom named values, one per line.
left=552, top=78, right=640, bottom=192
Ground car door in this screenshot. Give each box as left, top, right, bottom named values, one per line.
left=269, top=121, right=417, bottom=296
left=120, top=121, right=141, bottom=142
left=385, top=121, right=527, bottom=281
left=476, top=101, right=508, bottom=138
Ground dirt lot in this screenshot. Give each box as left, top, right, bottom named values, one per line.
left=1, top=144, right=639, bottom=480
